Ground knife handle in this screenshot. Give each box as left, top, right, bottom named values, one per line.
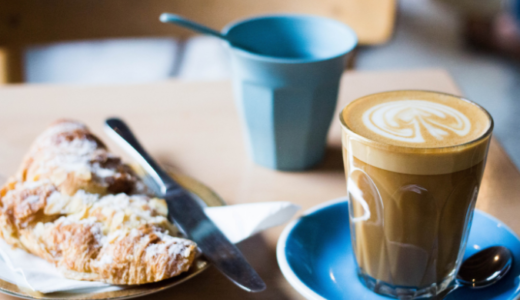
left=104, top=118, right=180, bottom=195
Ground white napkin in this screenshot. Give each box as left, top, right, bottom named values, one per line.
left=0, top=202, right=299, bottom=294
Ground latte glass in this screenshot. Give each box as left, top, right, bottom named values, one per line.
left=340, top=91, right=493, bottom=298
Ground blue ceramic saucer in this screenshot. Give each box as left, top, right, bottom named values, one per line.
left=277, top=198, right=520, bottom=300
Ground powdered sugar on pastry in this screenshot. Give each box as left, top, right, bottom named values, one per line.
left=18, top=120, right=144, bottom=196
left=0, top=120, right=196, bottom=285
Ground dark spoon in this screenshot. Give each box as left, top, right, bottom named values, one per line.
left=457, top=246, right=513, bottom=288
left=433, top=246, right=512, bottom=299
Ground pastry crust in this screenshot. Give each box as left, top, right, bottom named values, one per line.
left=0, top=120, right=197, bottom=285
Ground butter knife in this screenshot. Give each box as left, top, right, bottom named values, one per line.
left=104, top=118, right=266, bottom=293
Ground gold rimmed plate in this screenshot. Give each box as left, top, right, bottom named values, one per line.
left=0, top=168, right=225, bottom=300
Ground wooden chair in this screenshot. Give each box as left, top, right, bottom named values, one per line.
left=0, top=0, right=396, bottom=83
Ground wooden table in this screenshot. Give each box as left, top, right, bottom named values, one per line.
left=0, top=69, right=518, bottom=299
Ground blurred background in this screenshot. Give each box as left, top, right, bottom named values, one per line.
left=1, top=0, right=519, bottom=165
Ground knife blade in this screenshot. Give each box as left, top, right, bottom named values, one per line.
left=104, top=118, right=266, bottom=293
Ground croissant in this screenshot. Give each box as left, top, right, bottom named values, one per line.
left=0, top=120, right=197, bottom=285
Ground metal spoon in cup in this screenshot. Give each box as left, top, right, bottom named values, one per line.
left=159, top=13, right=260, bottom=54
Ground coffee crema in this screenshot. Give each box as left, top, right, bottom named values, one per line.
left=341, top=91, right=492, bottom=175
left=343, top=90, right=491, bottom=148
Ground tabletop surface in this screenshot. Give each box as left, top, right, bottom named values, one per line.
left=0, top=69, right=518, bottom=299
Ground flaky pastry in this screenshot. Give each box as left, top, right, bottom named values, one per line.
left=0, top=120, right=197, bottom=285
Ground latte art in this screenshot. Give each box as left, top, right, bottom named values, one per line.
left=362, top=100, right=471, bottom=143
left=343, top=91, right=491, bottom=148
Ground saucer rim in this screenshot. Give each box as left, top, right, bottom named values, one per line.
left=276, top=197, right=347, bottom=300
left=276, top=197, right=520, bottom=300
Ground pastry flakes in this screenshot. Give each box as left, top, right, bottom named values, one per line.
left=0, top=120, right=197, bottom=285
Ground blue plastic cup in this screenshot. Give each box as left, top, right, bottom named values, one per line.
left=223, top=14, right=357, bottom=171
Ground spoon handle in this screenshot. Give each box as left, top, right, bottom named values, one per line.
left=160, top=13, right=226, bottom=40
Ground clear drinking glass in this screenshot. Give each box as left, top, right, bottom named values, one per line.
left=340, top=91, right=494, bottom=298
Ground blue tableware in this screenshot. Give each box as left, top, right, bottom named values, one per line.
left=159, top=13, right=260, bottom=54
left=223, top=15, right=357, bottom=171
left=277, top=198, right=520, bottom=300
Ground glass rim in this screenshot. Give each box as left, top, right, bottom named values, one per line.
left=339, top=90, right=495, bottom=151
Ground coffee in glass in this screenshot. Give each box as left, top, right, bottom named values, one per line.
left=340, top=90, right=493, bottom=298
